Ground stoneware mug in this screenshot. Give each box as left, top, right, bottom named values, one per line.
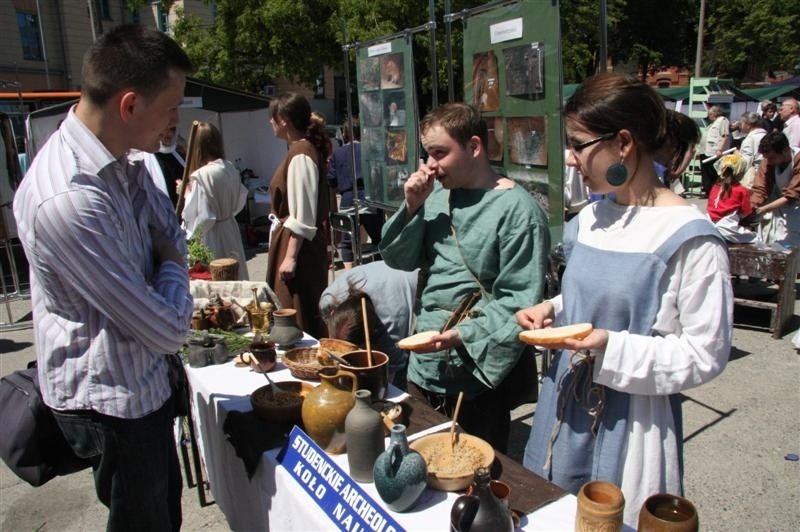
left=637, top=493, right=699, bottom=532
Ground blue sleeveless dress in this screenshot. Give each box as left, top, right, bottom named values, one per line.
left=523, top=203, right=723, bottom=498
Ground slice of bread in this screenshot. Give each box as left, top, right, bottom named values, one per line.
left=397, top=330, right=439, bottom=350
left=518, top=323, right=593, bottom=346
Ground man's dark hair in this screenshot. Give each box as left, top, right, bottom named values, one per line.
left=758, top=131, right=790, bottom=155
left=420, top=102, right=488, bottom=148
left=81, top=25, right=193, bottom=107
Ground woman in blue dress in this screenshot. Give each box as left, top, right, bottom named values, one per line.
left=517, top=73, right=733, bottom=526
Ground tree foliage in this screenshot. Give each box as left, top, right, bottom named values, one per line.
left=130, top=0, right=798, bottom=99
left=705, top=0, right=800, bottom=81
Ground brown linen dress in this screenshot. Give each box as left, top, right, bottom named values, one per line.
left=266, top=139, right=330, bottom=339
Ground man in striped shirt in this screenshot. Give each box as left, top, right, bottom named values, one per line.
left=13, top=25, right=193, bottom=531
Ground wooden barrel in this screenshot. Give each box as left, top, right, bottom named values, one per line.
left=209, top=258, right=240, bottom=281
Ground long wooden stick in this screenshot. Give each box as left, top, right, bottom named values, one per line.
left=175, top=120, right=200, bottom=220
left=450, top=391, right=464, bottom=450
left=361, top=297, right=373, bottom=366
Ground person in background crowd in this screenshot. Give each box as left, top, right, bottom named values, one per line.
left=751, top=131, right=800, bottom=246
left=379, top=102, right=550, bottom=452
left=738, top=112, right=768, bottom=171
left=700, top=105, right=731, bottom=197
left=760, top=101, right=783, bottom=133
left=155, top=126, right=186, bottom=206
left=707, top=152, right=757, bottom=243
left=327, top=118, right=384, bottom=268
left=181, top=121, right=249, bottom=280
left=319, top=260, right=419, bottom=388
left=266, top=93, right=330, bottom=338
left=13, top=25, right=193, bottom=531
left=517, top=72, right=732, bottom=528
left=654, top=109, right=700, bottom=193
left=779, top=98, right=800, bottom=149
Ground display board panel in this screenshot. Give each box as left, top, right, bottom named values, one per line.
left=462, top=0, right=563, bottom=241
left=355, top=37, right=420, bottom=210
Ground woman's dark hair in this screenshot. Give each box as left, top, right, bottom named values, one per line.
left=82, top=24, right=192, bottom=107
left=325, top=281, right=380, bottom=348
left=663, top=109, right=700, bottom=172
left=343, top=117, right=361, bottom=144
left=186, top=122, right=225, bottom=176
left=270, top=92, right=329, bottom=162
left=564, top=72, right=667, bottom=154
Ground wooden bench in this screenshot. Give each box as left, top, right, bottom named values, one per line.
left=727, top=244, right=798, bottom=338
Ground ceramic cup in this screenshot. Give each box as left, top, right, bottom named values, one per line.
left=575, top=480, right=625, bottom=532
left=249, top=341, right=277, bottom=372
left=467, top=479, right=511, bottom=508
left=637, top=493, right=699, bottom=532
left=339, top=350, right=389, bottom=402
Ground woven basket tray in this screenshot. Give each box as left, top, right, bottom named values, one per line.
left=283, top=339, right=358, bottom=380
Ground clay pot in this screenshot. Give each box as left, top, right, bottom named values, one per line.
left=575, top=480, right=625, bottom=532
left=205, top=301, right=236, bottom=330
left=345, top=389, right=385, bottom=483
left=301, top=367, right=358, bottom=454
left=270, top=308, right=303, bottom=347
left=637, top=494, right=698, bottom=532
left=373, top=424, right=427, bottom=512
left=339, top=350, right=389, bottom=402
left=451, top=467, right=513, bottom=532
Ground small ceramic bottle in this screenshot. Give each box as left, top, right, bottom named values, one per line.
left=301, top=368, right=358, bottom=454
left=373, top=424, right=427, bottom=512
left=270, top=308, right=303, bottom=347
left=450, top=467, right=513, bottom=532
left=345, top=389, right=385, bottom=482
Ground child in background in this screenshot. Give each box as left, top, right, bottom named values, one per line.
left=707, top=152, right=757, bottom=242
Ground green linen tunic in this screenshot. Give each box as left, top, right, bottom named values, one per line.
left=380, top=182, right=550, bottom=397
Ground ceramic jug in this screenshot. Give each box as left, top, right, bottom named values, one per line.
left=270, top=308, right=303, bottom=347
left=345, top=389, right=385, bottom=482
left=301, top=367, right=358, bottom=454
left=373, top=424, right=427, bottom=512
left=450, top=467, right=513, bottom=532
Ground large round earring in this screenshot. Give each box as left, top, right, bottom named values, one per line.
left=605, top=160, right=628, bottom=186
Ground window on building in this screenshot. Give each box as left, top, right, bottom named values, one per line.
left=96, top=0, right=112, bottom=20
left=16, top=11, right=43, bottom=61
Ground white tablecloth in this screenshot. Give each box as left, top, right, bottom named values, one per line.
left=185, top=336, right=578, bottom=531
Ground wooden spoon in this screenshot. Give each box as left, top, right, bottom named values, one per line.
left=450, top=391, right=464, bottom=451
left=361, top=297, right=373, bottom=367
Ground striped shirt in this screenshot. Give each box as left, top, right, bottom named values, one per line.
left=13, top=108, right=193, bottom=419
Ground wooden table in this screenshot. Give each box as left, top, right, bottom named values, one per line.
left=727, top=244, right=798, bottom=338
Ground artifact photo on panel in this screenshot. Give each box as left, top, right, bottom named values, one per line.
left=381, top=53, right=404, bottom=89
left=384, top=90, right=406, bottom=127
left=385, top=129, right=408, bottom=164
left=360, top=92, right=383, bottom=127
left=508, top=116, right=547, bottom=166
left=472, top=51, right=500, bottom=112
left=385, top=166, right=410, bottom=203
left=359, top=57, right=381, bottom=91
left=486, top=116, right=504, bottom=163
left=362, top=128, right=385, bottom=160
left=503, top=42, right=544, bottom=98
left=507, top=169, right=550, bottom=212
left=367, top=161, right=384, bottom=201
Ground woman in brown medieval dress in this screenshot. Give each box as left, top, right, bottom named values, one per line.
left=266, top=93, right=330, bottom=338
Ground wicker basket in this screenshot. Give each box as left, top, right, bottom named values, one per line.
left=283, top=347, right=325, bottom=380
left=283, top=339, right=358, bottom=380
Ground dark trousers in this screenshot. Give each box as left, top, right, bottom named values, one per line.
left=407, top=381, right=511, bottom=454
left=700, top=158, right=719, bottom=196
left=53, top=400, right=182, bottom=532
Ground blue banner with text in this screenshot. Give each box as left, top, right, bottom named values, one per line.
left=277, top=426, right=404, bottom=532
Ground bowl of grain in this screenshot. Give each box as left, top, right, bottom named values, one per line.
left=250, top=381, right=315, bottom=424
left=408, top=431, right=495, bottom=491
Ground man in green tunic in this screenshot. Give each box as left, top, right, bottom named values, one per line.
left=379, top=103, right=550, bottom=450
